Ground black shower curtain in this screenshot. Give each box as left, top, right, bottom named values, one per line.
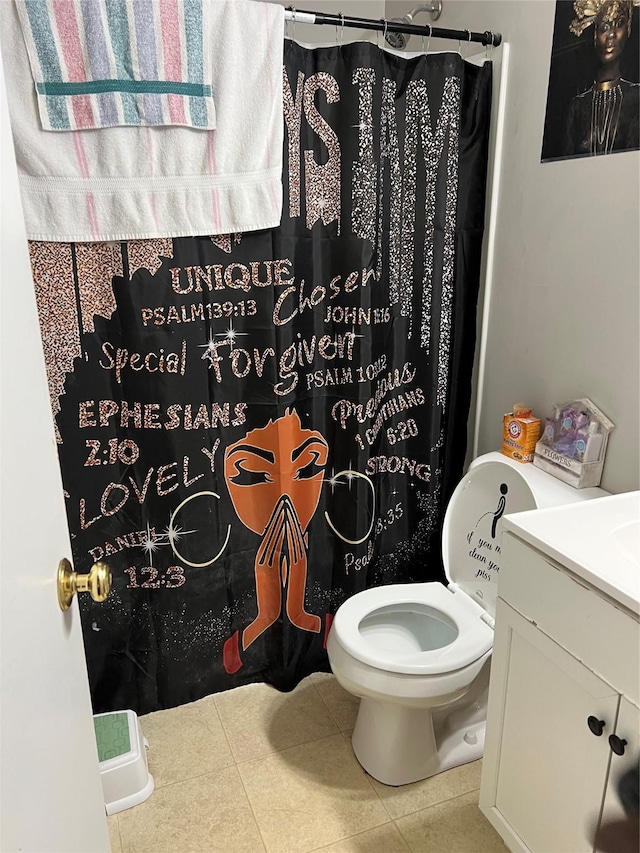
left=30, top=40, right=491, bottom=715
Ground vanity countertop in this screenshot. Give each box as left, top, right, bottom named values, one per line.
left=502, top=490, right=640, bottom=616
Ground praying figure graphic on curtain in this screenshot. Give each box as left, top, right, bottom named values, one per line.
left=542, top=0, right=640, bottom=160
left=222, top=410, right=327, bottom=675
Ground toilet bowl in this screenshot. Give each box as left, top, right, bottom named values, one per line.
left=327, top=451, right=607, bottom=786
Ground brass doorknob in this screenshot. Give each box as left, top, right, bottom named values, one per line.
left=57, top=558, right=112, bottom=611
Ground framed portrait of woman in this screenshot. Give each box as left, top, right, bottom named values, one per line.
left=542, top=0, right=640, bottom=161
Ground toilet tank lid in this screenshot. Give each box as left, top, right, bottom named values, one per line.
left=467, top=452, right=608, bottom=507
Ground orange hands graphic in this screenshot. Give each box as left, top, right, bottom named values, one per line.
left=242, top=495, right=320, bottom=651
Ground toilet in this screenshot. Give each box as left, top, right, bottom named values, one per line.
left=327, top=451, right=608, bottom=786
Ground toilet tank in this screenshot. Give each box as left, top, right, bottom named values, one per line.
left=442, top=451, right=609, bottom=618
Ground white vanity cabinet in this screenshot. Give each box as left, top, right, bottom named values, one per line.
left=479, top=493, right=640, bottom=853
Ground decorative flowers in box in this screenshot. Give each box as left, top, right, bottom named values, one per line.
left=533, top=398, right=614, bottom=488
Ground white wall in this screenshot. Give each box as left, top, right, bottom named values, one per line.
left=386, top=0, right=640, bottom=494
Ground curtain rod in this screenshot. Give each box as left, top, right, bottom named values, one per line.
left=284, top=8, right=502, bottom=47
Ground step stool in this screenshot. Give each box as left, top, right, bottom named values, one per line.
left=93, top=710, right=154, bottom=815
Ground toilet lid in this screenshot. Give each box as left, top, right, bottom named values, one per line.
left=443, top=456, right=537, bottom=617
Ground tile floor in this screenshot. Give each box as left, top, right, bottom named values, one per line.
left=107, top=673, right=507, bottom=853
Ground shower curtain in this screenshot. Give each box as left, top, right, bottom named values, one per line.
left=29, top=40, right=492, bottom=715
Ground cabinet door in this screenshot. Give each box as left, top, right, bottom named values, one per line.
left=485, top=600, right=619, bottom=853
left=596, top=696, right=640, bottom=852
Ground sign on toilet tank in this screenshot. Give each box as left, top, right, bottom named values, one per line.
left=443, top=462, right=537, bottom=617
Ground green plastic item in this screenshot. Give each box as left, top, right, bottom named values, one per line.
left=93, top=712, right=131, bottom=762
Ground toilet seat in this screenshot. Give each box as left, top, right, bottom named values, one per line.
left=331, top=452, right=600, bottom=683
left=331, top=454, right=547, bottom=679
left=331, top=582, right=493, bottom=676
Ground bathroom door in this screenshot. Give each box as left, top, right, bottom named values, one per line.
left=0, top=60, right=110, bottom=852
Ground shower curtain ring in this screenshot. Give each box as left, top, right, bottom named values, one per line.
left=485, top=32, right=494, bottom=60
left=288, top=7, right=296, bottom=41
left=427, top=23, right=433, bottom=53
left=464, top=28, right=472, bottom=58
left=340, top=12, right=345, bottom=45
left=383, top=18, right=388, bottom=48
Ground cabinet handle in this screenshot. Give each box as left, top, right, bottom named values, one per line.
left=608, top=735, right=627, bottom=756
left=587, top=716, right=606, bottom=736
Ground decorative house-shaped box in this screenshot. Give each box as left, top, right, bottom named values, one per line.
left=533, top=398, right=614, bottom=488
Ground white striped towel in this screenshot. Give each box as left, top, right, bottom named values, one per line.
left=16, top=0, right=216, bottom=131
left=2, top=0, right=284, bottom=241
